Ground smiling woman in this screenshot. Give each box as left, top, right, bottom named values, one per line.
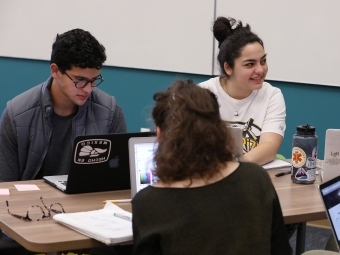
left=199, top=16, right=286, bottom=166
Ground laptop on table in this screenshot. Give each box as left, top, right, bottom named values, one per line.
left=43, top=132, right=155, bottom=194
left=226, top=125, right=244, bottom=161
left=319, top=175, right=340, bottom=251
left=128, top=137, right=158, bottom=198
left=128, top=126, right=244, bottom=198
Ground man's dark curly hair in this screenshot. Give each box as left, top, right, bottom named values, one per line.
left=50, top=28, right=106, bottom=72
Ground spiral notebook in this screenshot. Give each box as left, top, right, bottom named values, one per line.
left=53, top=202, right=133, bottom=245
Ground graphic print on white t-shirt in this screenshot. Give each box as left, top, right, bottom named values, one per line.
left=229, top=118, right=261, bottom=154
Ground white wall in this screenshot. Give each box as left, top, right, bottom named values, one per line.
left=0, top=0, right=215, bottom=75
left=215, top=0, right=340, bottom=86
left=1, top=0, right=339, bottom=86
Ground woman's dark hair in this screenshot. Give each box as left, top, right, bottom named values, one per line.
left=152, top=80, right=233, bottom=184
left=214, top=16, right=264, bottom=76
left=50, top=28, right=106, bottom=72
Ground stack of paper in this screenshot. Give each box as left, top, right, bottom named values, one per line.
left=53, top=202, right=132, bottom=245
left=262, top=159, right=292, bottom=170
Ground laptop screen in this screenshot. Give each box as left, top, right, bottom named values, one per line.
left=129, top=137, right=158, bottom=198
left=319, top=176, right=340, bottom=249
left=129, top=127, right=243, bottom=197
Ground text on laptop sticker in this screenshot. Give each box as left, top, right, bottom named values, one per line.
left=74, top=139, right=111, bottom=164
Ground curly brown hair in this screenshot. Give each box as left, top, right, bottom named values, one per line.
left=152, top=80, right=233, bottom=184
left=51, top=28, right=106, bottom=72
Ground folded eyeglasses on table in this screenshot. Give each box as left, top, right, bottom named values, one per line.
left=5, top=196, right=65, bottom=221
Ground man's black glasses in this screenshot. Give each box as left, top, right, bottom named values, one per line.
left=6, top=196, right=65, bottom=221
left=64, top=71, right=104, bottom=89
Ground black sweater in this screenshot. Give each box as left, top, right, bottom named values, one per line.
left=132, top=162, right=292, bottom=255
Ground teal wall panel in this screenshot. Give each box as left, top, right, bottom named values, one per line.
left=270, top=80, right=340, bottom=159
left=1, top=57, right=339, bottom=159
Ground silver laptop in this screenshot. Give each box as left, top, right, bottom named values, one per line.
left=319, top=175, right=340, bottom=251
left=128, top=126, right=244, bottom=198
left=128, top=137, right=158, bottom=198
left=226, top=125, right=244, bottom=161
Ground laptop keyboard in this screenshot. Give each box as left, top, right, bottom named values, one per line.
left=58, top=181, right=67, bottom=186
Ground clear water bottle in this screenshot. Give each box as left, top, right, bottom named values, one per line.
left=291, top=124, right=318, bottom=184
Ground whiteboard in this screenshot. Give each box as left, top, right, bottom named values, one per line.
left=2, top=0, right=338, bottom=86
left=0, top=0, right=215, bottom=75
left=215, top=0, right=340, bottom=86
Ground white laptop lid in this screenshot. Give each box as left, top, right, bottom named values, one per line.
left=129, top=137, right=158, bottom=198
left=322, top=129, right=340, bottom=183
left=226, top=125, right=244, bottom=161
left=321, top=129, right=340, bottom=182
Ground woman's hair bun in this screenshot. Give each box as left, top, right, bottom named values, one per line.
left=213, top=17, right=237, bottom=47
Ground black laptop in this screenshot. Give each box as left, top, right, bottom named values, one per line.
left=319, top=175, right=340, bottom=251
left=43, top=132, right=155, bottom=194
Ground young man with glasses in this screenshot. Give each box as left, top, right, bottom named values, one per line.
left=0, top=28, right=127, bottom=182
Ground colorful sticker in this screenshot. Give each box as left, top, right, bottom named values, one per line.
left=294, top=167, right=316, bottom=181
left=292, top=147, right=306, bottom=168
left=295, top=167, right=307, bottom=180
left=306, top=169, right=316, bottom=181
left=306, top=157, right=316, bottom=169
left=312, top=146, right=317, bottom=159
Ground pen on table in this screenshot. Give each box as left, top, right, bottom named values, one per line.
left=114, top=212, right=132, bottom=222
left=103, top=199, right=132, bottom=204
left=275, top=170, right=291, bottom=177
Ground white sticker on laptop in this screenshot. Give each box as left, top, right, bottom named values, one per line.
left=74, top=139, right=111, bottom=164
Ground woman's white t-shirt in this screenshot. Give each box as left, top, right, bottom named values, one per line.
left=199, top=77, right=286, bottom=153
